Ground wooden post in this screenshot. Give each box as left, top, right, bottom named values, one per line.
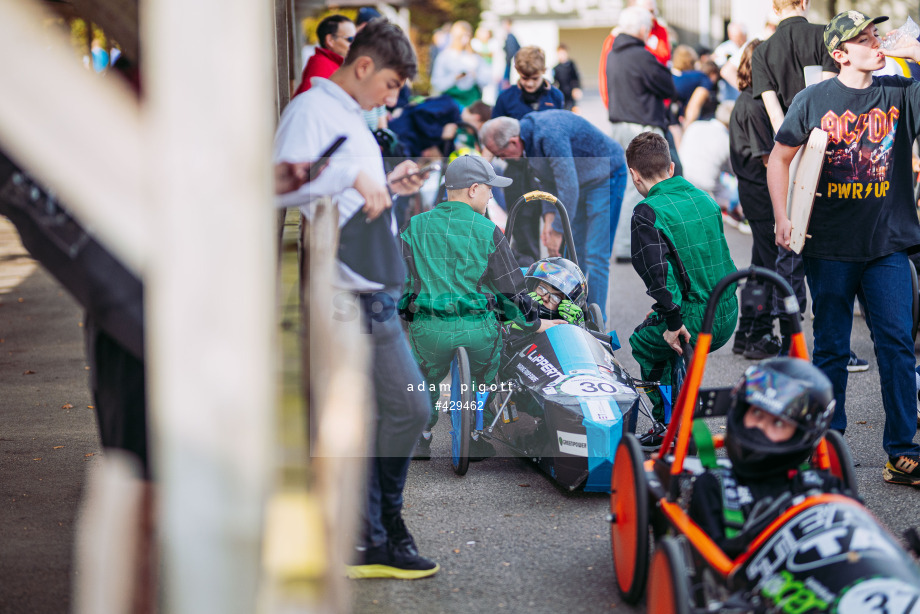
left=303, top=200, right=371, bottom=613
left=0, top=0, right=145, bottom=274
left=142, top=0, right=275, bottom=612
left=273, top=0, right=292, bottom=117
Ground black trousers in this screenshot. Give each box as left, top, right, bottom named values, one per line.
left=737, top=218, right=780, bottom=340
left=85, top=316, right=149, bottom=478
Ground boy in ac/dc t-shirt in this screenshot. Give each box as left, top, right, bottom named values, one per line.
left=768, top=11, right=920, bottom=487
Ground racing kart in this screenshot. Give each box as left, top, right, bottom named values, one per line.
left=608, top=266, right=920, bottom=613
left=444, top=190, right=673, bottom=492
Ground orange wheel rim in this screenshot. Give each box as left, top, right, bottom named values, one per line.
left=647, top=549, right=674, bottom=613
left=611, top=450, right=637, bottom=591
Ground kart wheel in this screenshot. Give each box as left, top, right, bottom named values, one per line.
left=647, top=537, right=691, bottom=614
left=450, top=347, right=473, bottom=476
left=910, top=257, right=919, bottom=341
left=586, top=303, right=605, bottom=333
left=609, top=433, right=650, bottom=604
left=822, top=429, right=859, bottom=497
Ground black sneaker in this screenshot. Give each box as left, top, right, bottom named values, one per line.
left=883, top=455, right=920, bottom=486
left=346, top=542, right=439, bottom=580
left=731, top=332, right=748, bottom=355
left=469, top=436, right=496, bottom=462
left=412, top=433, right=432, bottom=461
left=847, top=355, right=869, bottom=372
left=638, top=422, right=667, bottom=452
left=743, top=334, right=781, bottom=360
left=383, top=513, right=418, bottom=556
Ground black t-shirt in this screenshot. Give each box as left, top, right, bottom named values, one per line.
left=776, top=76, right=920, bottom=260
left=730, top=88, right=774, bottom=221
left=752, top=16, right=838, bottom=112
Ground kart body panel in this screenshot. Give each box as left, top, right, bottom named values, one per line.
left=731, top=498, right=920, bottom=613
left=495, top=324, right=638, bottom=492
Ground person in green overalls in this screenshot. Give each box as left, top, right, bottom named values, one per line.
left=625, top=131, right=738, bottom=450
left=399, top=155, right=563, bottom=459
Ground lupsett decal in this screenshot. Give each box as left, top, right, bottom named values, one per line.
left=526, top=346, right=564, bottom=380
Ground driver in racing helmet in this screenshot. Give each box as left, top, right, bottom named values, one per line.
left=523, top=257, right=587, bottom=327
left=687, top=357, right=847, bottom=557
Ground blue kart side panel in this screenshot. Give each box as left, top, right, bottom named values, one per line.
left=580, top=413, right=624, bottom=492
left=544, top=325, right=633, bottom=492
left=491, top=323, right=639, bottom=491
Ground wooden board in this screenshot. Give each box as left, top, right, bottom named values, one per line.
left=788, top=128, right=829, bottom=254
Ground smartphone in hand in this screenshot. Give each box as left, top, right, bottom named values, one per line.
left=309, top=135, right=347, bottom=181
left=389, top=162, right=442, bottom=185
left=405, top=162, right=442, bottom=180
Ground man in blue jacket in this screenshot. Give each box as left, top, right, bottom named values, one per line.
left=480, top=111, right=627, bottom=322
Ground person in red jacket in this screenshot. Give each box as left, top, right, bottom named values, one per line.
left=293, top=14, right=355, bottom=96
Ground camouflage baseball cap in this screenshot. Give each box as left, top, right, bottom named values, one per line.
left=824, top=10, right=888, bottom=54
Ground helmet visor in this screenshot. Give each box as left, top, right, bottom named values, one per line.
left=743, top=365, right=814, bottom=426
left=527, top=261, right=582, bottom=300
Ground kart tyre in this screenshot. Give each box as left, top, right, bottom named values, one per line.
left=450, top=347, right=473, bottom=476
left=910, top=257, right=919, bottom=342
left=609, top=433, right=650, bottom=604
left=822, top=429, right=859, bottom=497
left=647, top=537, right=691, bottom=614
left=586, top=303, right=605, bottom=333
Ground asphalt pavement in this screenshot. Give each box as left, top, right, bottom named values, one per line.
left=1, top=93, right=919, bottom=614
left=0, top=217, right=99, bottom=614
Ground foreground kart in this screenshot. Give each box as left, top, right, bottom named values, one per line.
left=444, top=191, right=660, bottom=492
left=608, top=266, right=920, bottom=613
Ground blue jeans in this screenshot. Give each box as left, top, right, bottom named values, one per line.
left=357, top=290, right=430, bottom=548
left=804, top=252, right=919, bottom=458
left=570, top=170, right=626, bottom=322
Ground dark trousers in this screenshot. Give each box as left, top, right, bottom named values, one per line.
left=804, top=252, right=918, bottom=457
left=775, top=246, right=807, bottom=319
left=737, top=219, right=779, bottom=340
left=85, top=316, right=149, bottom=478
left=357, top=290, right=430, bottom=548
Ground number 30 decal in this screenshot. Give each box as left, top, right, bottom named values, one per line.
left=559, top=376, right=622, bottom=397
